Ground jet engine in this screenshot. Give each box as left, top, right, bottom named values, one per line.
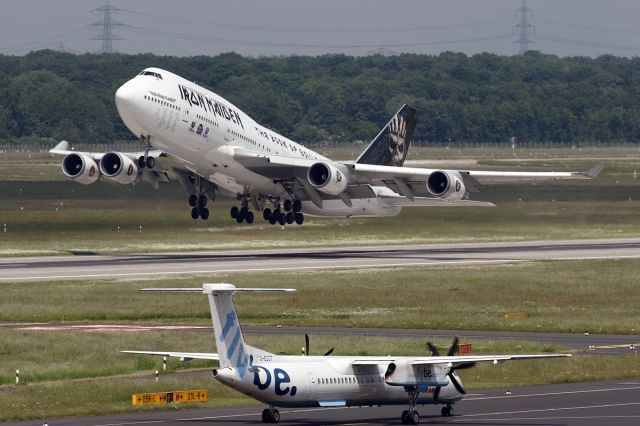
left=62, top=152, right=100, bottom=185
left=307, top=162, right=349, bottom=195
left=99, top=152, right=139, bottom=185
left=426, top=170, right=466, bottom=201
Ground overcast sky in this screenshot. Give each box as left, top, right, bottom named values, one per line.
left=1, top=0, right=639, bottom=57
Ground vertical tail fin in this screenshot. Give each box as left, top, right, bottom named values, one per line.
left=204, top=284, right=294, bottom=376
left=355, top=104, right=417, bottom=167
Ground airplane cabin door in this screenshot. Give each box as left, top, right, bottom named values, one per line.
left=308, top=373, right=318, bottom=401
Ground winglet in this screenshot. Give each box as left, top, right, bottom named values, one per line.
left=583, top=164, right=604, bottom=179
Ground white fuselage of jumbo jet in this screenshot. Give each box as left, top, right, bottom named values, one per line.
left=114, top=67, right=399, bottom=217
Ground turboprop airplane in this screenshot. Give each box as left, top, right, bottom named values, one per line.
left=50, top=67, right=602, bottom=226
left=123, top=284, right=571, bottom=424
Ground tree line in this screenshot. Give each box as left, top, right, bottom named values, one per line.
left=0, top=50, right=639, bottom=146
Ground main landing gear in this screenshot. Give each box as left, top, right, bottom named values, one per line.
left=441, top=405, right=454, bottom=417
left=401, top=387, right=421, bottom=425
left=262, top=199, right=303, bottom=226
left=261, top=407, right=280, bottom=423
left=189, top=194, right=209, bottom=220
left=229, top=198, right=304, bottom=226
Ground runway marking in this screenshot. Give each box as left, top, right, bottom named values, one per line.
left=466, top=385, right=640, bottom=401
left=0, top=259, right=525, bottom=281
left=455, top=402, right=640, bottom=419
left=454, top=415, right=640, bottom=422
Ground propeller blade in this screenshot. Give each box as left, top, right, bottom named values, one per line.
left=448, top=372, right=466, bottom=395
left=278, top=352, right=290, bottom=355
left=304, top=333, right=310, bottom=356
left=433, top=386, right=441, bottom=401
left=427, top=342, right=440, bottom=357
left=447, top=337, right=459, bottom=357
left=323, top=348, right=334, bottom=356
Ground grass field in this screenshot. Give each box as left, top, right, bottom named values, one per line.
left=2, top=260, right=639, bottom=333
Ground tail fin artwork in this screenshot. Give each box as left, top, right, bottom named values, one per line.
left=355, top=104, right=417, bottom=167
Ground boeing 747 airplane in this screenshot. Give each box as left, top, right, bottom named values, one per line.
left=50, top=68, right=602, bottom=225
left=124, top=284, right=571, bottom=424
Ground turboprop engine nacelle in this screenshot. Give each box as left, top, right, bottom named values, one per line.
left=307, top=162, right=349, bottom=195
left=99, top=152, right=139, bottom=185
left=426, top=170, right=466, bottom=201
left=384, top=360, right=450, bottom=387
left=62, top=152, right=100, bottom=185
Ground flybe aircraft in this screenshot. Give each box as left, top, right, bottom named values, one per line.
left=123, top=284, right=571, bottom=424
left=50, top=68, right=602, bottom=225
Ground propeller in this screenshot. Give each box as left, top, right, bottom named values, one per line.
left=280, top=333, right=334, bottom=356
left=427, top=337, right=476, bottom=399
left=304, top=333, right=334, bottom=356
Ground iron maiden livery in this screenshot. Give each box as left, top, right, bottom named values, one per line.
left=51, top=67, right=602, bottom=225
left=123, top=284, right=571, bottom=424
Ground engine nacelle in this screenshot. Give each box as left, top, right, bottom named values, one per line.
left=62, top=153, right=100, bottom=185
left=307, top=162, right=349, bottom=195
left=426, top=170, right=466, bottom=201
left=99, top=152, right=138, bottom=185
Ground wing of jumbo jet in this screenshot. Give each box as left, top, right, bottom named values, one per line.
left=229, top=146, right=602, bottom=206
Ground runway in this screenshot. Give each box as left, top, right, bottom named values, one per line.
left=5, top=379, right=640, bottom=425
left=1, top=237, right=640, bottom=282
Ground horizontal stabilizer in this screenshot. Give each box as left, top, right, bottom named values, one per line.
left=121, top=350, right=219, bottom=361
left=584, top=164, right=605, bottom=179
left=140, top=283, right=295, bottom=294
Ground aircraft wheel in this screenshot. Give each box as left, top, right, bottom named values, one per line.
left=401, top=410, right=409, bottom=424
left=246, top=211, right=254, bottom=224
left=283, top=199, right=292, bottom=211
left=200, top=207, right=209, bottom=220
left=286, top=212, right=294, bottom=224
left=188, top=194, right=198, bottom=207
left=293, top=199, right=302, bottom=212
left=198, top=195, right=207, bottom=207
left=230, top=206, right=239, bottom=219
left=447, top=406, right=454, bottom=416
left=409, top=410, right=419, bottom=424
left=269, top=215, right=278, bottom=225
left=138, top=156, right=146, bottom=168
left=145, top=156, right=155, bottom=169
left=261, top=408, right=269, bottom=423
left=263, top=208, right=272, bottom=221
left=278, top=213, right=286, bottom=226
left=270, top=409, right=280, bottom=423
left=294, top=212, right=304, bottom=225
left=190, top=207, right=199, bottom=219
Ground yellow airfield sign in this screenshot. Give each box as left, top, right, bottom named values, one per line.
left=132, top=390, right=208, bottom=405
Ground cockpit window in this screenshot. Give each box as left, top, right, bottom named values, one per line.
left=139, top=71, right=163, bottom=79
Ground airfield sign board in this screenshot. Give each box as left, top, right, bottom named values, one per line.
left=132, top=390, right=208, bottom=405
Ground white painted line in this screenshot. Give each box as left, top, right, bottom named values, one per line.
left=466, top=385, right=640, bottom=401
left=457, top=401, right=640, bottom=418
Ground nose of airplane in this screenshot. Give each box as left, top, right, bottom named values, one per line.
left=115, top=79, right=137, bottom=117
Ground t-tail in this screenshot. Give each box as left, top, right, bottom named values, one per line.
left=138, top=284, right=294, bottom=378
left=355, top=104, right=417, bottom=167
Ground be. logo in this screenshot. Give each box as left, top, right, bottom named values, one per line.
left=253, top=366, right=297, bottom=396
